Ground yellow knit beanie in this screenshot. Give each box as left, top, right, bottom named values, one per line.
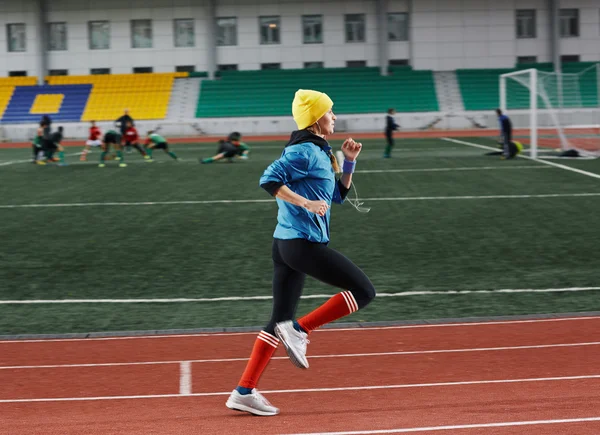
left=292, top=89, right=334, bottom=130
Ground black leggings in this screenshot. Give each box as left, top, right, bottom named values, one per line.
left=264, top=238, right=376, bottom=335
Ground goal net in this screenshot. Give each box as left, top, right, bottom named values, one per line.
left=499, top=63, right=600, bottom=158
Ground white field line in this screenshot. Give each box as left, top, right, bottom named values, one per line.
left=441, top=137, right=600, bottom=180
left=1, top=316, right=598, bottom=344
left=0, top=374, right=599, bottom=404
left=0, top=152, right=83, bottom=166
left=282, top=417, right=600, bottom=435
left=167, top=146, right=467, bottom=152
left=179, top=361, right=191, bottom=395
left=1, top=341, right=598, bottom=370
left=355, top=165, right=550, bottom=174
left=2, top=286, right=600, bottom=305
left=3, top=192, right=600, bottom=210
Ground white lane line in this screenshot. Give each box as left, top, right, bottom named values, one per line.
left=1, top=341, right=598, bottom=370
left=179, top=361, right=191, bottom=395
left=282, top=417, right=600, bottom=435
left=2, top=192, right=600, bottom=209
left=0, top=374, right=599, bottom=404
left=442, top=137, right=600, bottom=180
left=2, top=286, right=599, bottom=305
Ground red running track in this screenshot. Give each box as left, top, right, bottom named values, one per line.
left=1, top=316, right=599, bottom=434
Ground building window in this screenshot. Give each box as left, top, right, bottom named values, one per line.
left=261, top=63, right=281, bottom=70
left=389, top=59, right=409, bottom=66
left=304, top=61, right=324, bottom=68
left=91, top=68, right=111, bottom=75
left=9, top=70, right=27, bottom=77
left=49, top=69, right=68, bottom=76
left=260, top=16, right=280, bottom=45
left=517, top=56, right=537, bottom=64
left=7, top=23, right=26, bottom=52
left=561, top=55, right=580, bottom=63
left=131, top=20, right=152, bottom=48
left=347, top=60, right=366, bottom=68
left=516, top=10, right=536, bottom=39
left=560, top=9, right=579, bottom=37
left=216, top=17, right=237, bottom=46
left=176, top=65, right=195, bottom=73
left=89, top=21, right=110, bottom=50
left=174, top=19, right=194, bottom=47
left=133, top=67, right=153, bottom=73
left=218, top=64, right=238, bottom=71
left=48, top=22, right=67, bottom=51
left=303, top=15, right=323, bottom=44
left=388, top=13, right=408, bottom=41
left=345, top=14, right=365, bottom=43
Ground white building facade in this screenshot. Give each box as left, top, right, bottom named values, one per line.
left=0, top=0, right=598, bottom=78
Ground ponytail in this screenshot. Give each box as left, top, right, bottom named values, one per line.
left=328, top=152, right=341, bottom=173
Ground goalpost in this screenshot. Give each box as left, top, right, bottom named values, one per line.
left=499, top=63, right=600, bottom=159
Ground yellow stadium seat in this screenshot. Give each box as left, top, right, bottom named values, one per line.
left=45, top=73, right=177, bottom=121
left=0, top=76, right=37, bottom=118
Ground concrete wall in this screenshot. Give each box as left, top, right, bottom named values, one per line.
left=3, top=109, right=599, bottom=142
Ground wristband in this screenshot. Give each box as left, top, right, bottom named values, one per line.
left=342, top=159, right=356, bottom=174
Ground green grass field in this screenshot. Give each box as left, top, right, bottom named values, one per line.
left=2, top=136, right=600, bottom=336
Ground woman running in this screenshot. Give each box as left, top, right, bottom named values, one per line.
left=226, top=89, right=376, bottom=416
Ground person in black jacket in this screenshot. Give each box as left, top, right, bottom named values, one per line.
left=383, top=108, right=400, bottom=158
left=496, top=109, right=513, bottom=159
left=115, top=109, right=134, bottom=150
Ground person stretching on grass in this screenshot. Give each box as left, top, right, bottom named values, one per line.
left=144, top=131, right=178, bottom=162
left=200, top=132, right=249, bottom=164
left=225, top=89, right=376, bottom=417
left=99, top=130, right=126, bottom=168
left=121, top=121, right=149, bottom=160
left=32, top=122, right=46, bottom=165
left=49, top=126, right=67, bottom=166
left=80, top=121, right=102, bottom=161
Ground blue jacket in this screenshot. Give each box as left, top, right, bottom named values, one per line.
left=259, top=130, right=349, bottom=243
left=498, top=114, right=512, bottom=135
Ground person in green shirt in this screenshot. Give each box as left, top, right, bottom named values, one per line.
left=144, top=131, right=178, bottom=161
left=32, top=122, right=46, bottom=165
left=200, top=132, right=249, bottom=164
left=99, top=130, right=126, bottom=168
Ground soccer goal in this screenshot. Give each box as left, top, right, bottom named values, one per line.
left=499, top=63, right=600, bottom=159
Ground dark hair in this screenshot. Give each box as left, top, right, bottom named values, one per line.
left=58, top=126, right=64, bottom=132
left=387, top=108, right=395, bottom=114
left=496, top=108, right=502, bottom=116
left=228, top=131, right=241, bottom=141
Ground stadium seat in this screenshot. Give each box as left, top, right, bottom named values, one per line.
left=0, top=77, right=37, bottom=119
left=456, top=62, right=599, bottom=111
left=195, top=67, right=439, bottom=118
left=46, top=72, right=183, bottom=121
left=1, top=84, right=92, bottom=123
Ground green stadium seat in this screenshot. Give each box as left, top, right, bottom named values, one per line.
left=196, top=67, right=439, bottom=118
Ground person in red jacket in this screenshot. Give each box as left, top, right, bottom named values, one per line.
left=123, top=121, right=148, bottom=158
left=80, top=121, right=102, bottom=161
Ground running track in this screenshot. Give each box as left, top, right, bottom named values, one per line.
left=1, top=316, right=600, bottom=434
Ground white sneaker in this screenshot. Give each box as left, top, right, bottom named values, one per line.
left=225, top=389, right=279, bottom=416
left=274, top=321, right=310, bottom=369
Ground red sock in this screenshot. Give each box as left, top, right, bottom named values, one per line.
left=238, top=331, right=279, bottom=389
left=298, top=291, right=358, bottom=333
